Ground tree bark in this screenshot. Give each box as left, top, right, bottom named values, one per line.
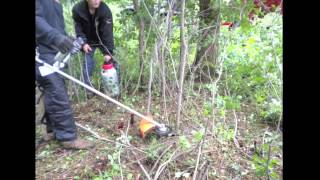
left=177, top=0, right=187, bottom=130
left=133, top=0, right=146, bottom=92
left=191, top=0, right=220, bottom=81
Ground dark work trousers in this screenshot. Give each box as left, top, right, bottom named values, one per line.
left=36, top=53, right=77, bottom=142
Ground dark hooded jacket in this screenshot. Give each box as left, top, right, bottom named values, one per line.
left=72, top=0, right=114, bottom=55
left=36, top=0, right=67, bottom=55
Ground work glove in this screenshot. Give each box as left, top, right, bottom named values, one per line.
left=71, top=37, right=84, bottom=54
left=54, top=35, right=74, bottom=54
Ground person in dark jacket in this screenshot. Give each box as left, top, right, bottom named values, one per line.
left=36, top=0, right=94, bottom=149
left=72, top=0, right=116, bottom=97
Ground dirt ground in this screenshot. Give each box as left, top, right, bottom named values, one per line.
left=36, top=92, right=282, bottom=180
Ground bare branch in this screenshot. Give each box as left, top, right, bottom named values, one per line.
left=132, top=150, right=152, bottom=180
left=177, top=0, right=188, bottom=131
left=192, top=139, right=203, bottom=180
left=74, top=122, right=146, bottom=154
left=266, top=142, right=272, bottom=180
left=150, top=143, right=174, bottom=174
left=154, top=148, right=179, bottom=180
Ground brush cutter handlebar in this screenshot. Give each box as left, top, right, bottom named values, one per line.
left=35, top=51, right=164, bottom=128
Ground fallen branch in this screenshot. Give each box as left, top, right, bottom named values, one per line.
left=118, top=119, right=152, bottom=180
left=172, top=146, right=197, bottom=162
left=154, top=148, right=179, bottom=180
left=123, top=157, right=148, bottom=166
left=192, top=139, right=203, bottom=180
left=150, top=143, right=174, bottom=174
left=197, top=160, right=210, bottom=180
left=118, top=146, right=124, bottom=180
left=266, top=142, right=272, bottom=180
left=232, top=142, right=253, bottom=160
left=131, top=150, right=152, bottom=180
left=75, top=122, right=146, bottom=154
left=214, top=136, right=252, bottom=160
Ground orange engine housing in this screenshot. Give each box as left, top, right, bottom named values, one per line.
left=139, top=115, right=156, bottom=138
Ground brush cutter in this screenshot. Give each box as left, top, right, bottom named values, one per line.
left=35, top=45, right=172, bottom=138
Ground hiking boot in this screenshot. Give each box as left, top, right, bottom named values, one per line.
left=43, top=132, right=55, bottom=142
left=61, top=138, right=95, bottom=150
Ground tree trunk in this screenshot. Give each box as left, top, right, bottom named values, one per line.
left=177, top=0, right=187, bottom=130
left=35, top=84, right=45, bottom=125
left=191, top=0, right=220, bottom=81
left=138, top=18, right=145, bottom=88
left=147, top=43, right=157, bottom=114
left=133, top=0, right=146, bottom=92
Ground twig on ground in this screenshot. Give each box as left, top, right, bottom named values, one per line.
left=123, top=157, right=148, bottom=166
left=154, top=148, right=179, bottom=180
left=266, top=142, right=272, bottom=180
left=131, top=150, right=152, bottom=180
left=75, top=122, right=146, bottom=153
left=197, top=160, right=210, bottom=180
left=118, top=146, right=124, bottom=180
left=192, top=139, right=203, bottom=180
left=150, top=143, right=174, bottom=174
left=117, top=130, right=125, bottom=180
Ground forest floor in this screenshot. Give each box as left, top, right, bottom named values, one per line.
left=36, top=90, right=282, bottom=180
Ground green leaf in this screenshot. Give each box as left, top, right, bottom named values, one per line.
left=127, top=173, right=133, bottom=180
left=240, top=19, right=251, bottom=33
left=93, top=177, right=103, bottom=180
left=179, top=136, right=192, bottom=150
left=193, top=130, right=204, bottom=142
left=270, top=159, right=280, bottom=166
left=247, top=37, right=256, bottom=45
left=270, top=171, right=279, bottom=179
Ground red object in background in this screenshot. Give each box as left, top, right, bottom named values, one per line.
left=221, top=21, right=240, bottom=31
left=251, top=0, right=282, bottom=19
left=223, top=0, right=282, bottom=28
left=255, top=0, right=282, bottom=11
left=265, top=0, right=281, bottom=7
left=222, top=22, right=233, bottom=27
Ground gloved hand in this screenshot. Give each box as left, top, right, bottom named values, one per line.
left=70, top=37, right=84, bottom=54
left=54, top=35, right=74, bottom=54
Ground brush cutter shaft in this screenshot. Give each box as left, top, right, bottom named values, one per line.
left=36, top=56, right=162, bottom=127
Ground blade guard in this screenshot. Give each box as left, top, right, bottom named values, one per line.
left=139, top=115, right=156, bottom=138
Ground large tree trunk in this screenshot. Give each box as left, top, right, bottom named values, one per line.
left=191, top=0, right=220, bottom=81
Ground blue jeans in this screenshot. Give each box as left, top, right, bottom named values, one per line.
left=83, top=47, right=97, bottom=87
